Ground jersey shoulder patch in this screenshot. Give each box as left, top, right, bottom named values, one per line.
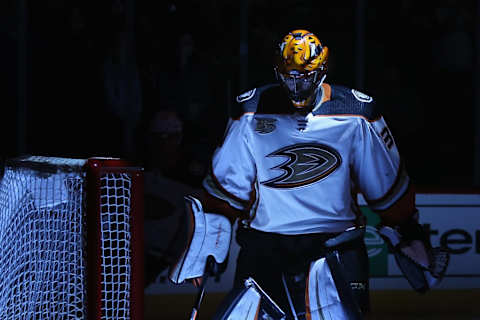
left=313, top=84, right=380, bottom=120
left=351, top=89, right=373, bottom=103
left=231, top=83, right=284, bottom=119
left=236, top=88, right=256, bottom=103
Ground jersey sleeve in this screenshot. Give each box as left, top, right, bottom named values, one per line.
left=202, top=117, right=256, bottom=211
left=352, top=116, right=416, bottom=225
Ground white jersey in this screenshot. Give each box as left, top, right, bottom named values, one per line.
left=203, top=83, right=410, bottom=235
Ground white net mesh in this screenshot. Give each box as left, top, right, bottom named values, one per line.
left=100, top=172, right=132, bottom=319
left=0, top=156, right=137, bottom=320
left=0, top=157, right=87, bottom=319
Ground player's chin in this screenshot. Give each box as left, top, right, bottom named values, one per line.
left=291, top=98, right=311, bottom=108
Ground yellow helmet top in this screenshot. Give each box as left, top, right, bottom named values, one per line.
left=277, top=29, right=328, bottom=74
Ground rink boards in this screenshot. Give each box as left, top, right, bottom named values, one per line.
left=146, top=192, right=480, bottom=294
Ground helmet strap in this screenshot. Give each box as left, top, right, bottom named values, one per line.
left=311, top=78, right=328, bottom=113
left=318, top=73, right=327, bottom=86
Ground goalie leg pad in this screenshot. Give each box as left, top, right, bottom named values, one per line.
left=278, top=227, right=368, bottom=320
left=169, top=196, right=232, bottom=284
left=281, top=257, right=360, bottom=320
left=306, top=257, right=348, bottom=320
left=304, top=227, right=368, bottom=320
left=213, top=277, right=286, bottom=320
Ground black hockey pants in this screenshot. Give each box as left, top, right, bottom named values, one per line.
left=230, top=226, right=370, bottom=319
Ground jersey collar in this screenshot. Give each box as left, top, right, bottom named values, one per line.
left=311, top=83, right=332, bottom=114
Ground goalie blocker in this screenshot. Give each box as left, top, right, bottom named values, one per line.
left=169, top=196, right=233, bottom=284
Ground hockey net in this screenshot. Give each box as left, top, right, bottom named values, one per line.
left=0, top=156, right=143, bottom=319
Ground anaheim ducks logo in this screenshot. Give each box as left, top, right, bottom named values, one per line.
left=262, top=143, right=341, bottom=188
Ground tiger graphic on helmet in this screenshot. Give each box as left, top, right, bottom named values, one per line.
left=275, top=29, right=329, bottom=109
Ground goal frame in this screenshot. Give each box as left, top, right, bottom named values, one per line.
left=86, top=158, right=144, bottom=320
left=0, top=156, right=144, bottom=319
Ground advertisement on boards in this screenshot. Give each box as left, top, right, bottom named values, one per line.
left=146, top=193, right=480, bottom=294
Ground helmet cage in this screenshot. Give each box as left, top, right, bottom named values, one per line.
left=275, top=68, right=326, bottom=107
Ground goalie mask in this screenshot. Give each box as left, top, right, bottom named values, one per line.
left=274, top=29, right=329, bottom=109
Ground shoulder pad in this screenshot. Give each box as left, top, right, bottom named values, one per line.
left=256, top=84, right=293, bottom=115
left=313, top=85, right=380, bottom=120
left=231, top=83, right=286, bottom=118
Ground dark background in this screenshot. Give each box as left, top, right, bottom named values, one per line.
left=1, top=0, right=479, bottom=189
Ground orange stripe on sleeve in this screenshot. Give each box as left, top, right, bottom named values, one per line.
left=377, top=184, right=417, bottom=227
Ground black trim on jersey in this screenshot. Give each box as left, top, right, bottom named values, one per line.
left=242, top=179, right=261, bottom=228
left=207, top=165, right=252, bottom=208
left=312, top=85, right=381, bottom=121
left=366, top=160, right=408, bottom=210
left=371, top=179, right=412, bottom=215
left=231, top=83, right=294, bottom=119
left=256, top=85, right=296, bottom=115
left=233, top=84, right=381, bottom=121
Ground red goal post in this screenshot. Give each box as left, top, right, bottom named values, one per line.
left=0, top=156, right=144, bottom=319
